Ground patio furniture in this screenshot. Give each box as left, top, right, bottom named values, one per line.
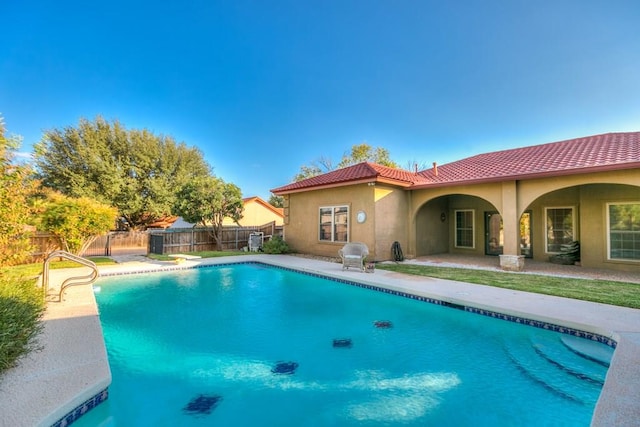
left=248, top=232, right=264, bottom=252
left=338, top=242, right=369, bottom=272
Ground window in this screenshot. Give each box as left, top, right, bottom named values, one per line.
left=455, top=210, right=474, bottom=248
left=608, top=202, right=640, bottom=261
left=546, top=207, right=574, bottom=253
left=319, top=206, right=349, bottom=242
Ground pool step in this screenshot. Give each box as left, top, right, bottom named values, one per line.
left=531, top=335, right=610, bottom=385
left=560, top=335, right=614, bottom=367
left=504, top=336, right=607, bottom=405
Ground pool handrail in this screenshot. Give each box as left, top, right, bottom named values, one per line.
left=42, top=250, right=99, bottom=301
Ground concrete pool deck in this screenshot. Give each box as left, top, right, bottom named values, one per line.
left=1, top=254, right=638, bottom=426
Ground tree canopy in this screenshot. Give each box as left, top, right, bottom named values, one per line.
left=293, top=143, right=399, bottom=181
left=0, top=116, right=37, bottom=266
left=34, top=116, right=212, bottom=229
left=268, top=194, right=284, bottom=208
left=337, top=143, right=398, bottom=169
left=174, top=177, right=244, bottom=250
left=39, top=192, right=118, bottom=255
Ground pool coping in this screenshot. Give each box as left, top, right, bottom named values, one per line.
left=2, top=254, right=638, bottom=426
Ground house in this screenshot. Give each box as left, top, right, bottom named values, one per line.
left=222, top=196, right=284, bottom=227
left=271, top=132, right=640, bottom=272
left=148, top=197, right=283, bottom=229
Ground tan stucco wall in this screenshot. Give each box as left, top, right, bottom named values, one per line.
left=282, top=168, right=639, bottom=272
left=372, top=185, right=410, bottom=260
left=223, top=200, right=284, bottom=226
left=282, top=184, right=377, bottom=259
left=281, top=183, right=410, bottom=261
left=414, top=196, right=448, bottom=256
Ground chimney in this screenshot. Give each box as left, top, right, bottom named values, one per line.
left=433, top=162, right=438, bottom=176
left=414, top=163, right=418, bottom=173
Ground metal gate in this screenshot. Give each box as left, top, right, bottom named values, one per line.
left=149, top=234, right=164, bottom=255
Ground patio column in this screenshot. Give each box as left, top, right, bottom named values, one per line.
left=499, top=181, right=524, bottom=271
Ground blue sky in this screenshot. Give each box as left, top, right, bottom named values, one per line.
left=2, top=1, right=639, bottom=199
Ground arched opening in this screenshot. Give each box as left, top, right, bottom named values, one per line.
left=414, top=194, right=503, bottom=257
left=521, top=183, right=640, bottom=271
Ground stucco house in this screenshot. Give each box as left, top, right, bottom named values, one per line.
left=222, top=196, right=284, bottom=227
left=271, top=132, right=640, bottom=273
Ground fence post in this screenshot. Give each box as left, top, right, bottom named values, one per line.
left=105, top=234, right=111, bottom=256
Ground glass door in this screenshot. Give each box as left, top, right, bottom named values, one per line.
left=520, top=211, right=533, bottom=258
left=485, top=212, right=503, bottom=255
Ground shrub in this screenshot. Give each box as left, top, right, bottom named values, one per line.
left=262, top=235, right=290, bottom=254
left=0, top=272, right=45, bottom=373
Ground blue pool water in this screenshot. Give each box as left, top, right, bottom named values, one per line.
left=76, top=263, right=613, bottom=426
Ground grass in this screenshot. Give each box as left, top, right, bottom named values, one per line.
left=147, top=250, right=255, bottom=261
left=376, top=263, right=640, bottom=309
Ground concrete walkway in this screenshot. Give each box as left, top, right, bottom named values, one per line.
left=1, top=254, right=638, bottom=426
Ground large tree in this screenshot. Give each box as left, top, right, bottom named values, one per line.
left=293, top=143, right=399, bottom=182
left=0, top=116, right=38, bottom=266
left=174, top=177, right=244, bottom=250
left=34, top=117, right=211, bottom=229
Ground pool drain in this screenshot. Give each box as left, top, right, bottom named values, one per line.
left=271, top=361, right=299, bottom=374
left=183, top=394, right=223, bottom=416
left=374, top=320, right=393, bottom=328
left=333, top=338, right=353, bottom=348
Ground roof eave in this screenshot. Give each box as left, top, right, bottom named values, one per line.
left=272, top=176, right=413, bottom=195
left=410, top=163, right=640, bottom=189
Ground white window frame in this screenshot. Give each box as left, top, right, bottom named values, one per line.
left=545, top=206, right=575, bottom=254
left=318, top=205, right=349, bottom=243
left=606, top=202, right=640, bottom=262
left=454, top=209, right=475, bottom=249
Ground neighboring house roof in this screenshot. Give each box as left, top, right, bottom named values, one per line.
left=272, top=132, right=640, bottom=194
left=147, top=215, right=180, bottom=229
left=169, top=217, right=197, bottom=228
left=243, top=196, right=284, bottom=217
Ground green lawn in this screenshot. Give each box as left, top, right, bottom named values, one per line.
left=376, top=263, right=640, bottom=309
left=147, top=250, right=256, bottom=261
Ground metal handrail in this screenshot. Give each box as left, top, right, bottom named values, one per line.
left=42, top=250, right=99, bottom=301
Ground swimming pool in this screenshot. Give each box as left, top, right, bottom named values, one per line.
left=76, top=262, right=613, bottom=426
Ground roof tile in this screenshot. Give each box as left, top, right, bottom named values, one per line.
left=418, top=132, right=640, bottom=185
left=272, top=132, right=640, bottom=193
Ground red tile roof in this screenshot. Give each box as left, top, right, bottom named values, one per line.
left=416, top=132, right=640, bottom=186
left=271, top=132, right=640, bottom=193
left=271, top=162, right=425, bottom=193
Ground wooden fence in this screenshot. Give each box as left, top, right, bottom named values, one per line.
left=83, top=231, right=149, bottom=257
left=148, top=221, right=282, bottom=255
left=31, top=231, right=150, bottom=259
left=30, top=232, right=62, bottom=261
left=30, top=222, right=282, bottom=259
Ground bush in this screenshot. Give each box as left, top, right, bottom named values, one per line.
left=262, top=235, right=290, bottom=254
left=0, top=272, right=45, bottom=373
